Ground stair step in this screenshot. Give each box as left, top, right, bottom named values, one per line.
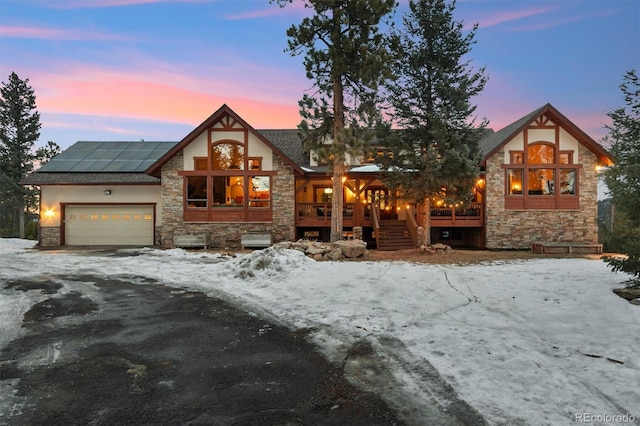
left=377, top=220, right=415, bottom=250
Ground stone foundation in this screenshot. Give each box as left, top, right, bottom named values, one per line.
left=39, top=226, right=61, bottom=247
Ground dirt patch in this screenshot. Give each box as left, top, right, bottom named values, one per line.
left=364, top=248, right=607, bottom=265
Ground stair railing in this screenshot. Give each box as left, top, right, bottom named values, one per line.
left=371, top=204, right=381, bottom=249
left=406, top=205, right=419, bottom=247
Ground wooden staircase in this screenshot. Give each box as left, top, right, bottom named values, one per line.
left=376, top=220, right=415, bottom=251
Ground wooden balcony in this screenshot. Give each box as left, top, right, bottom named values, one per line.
left=430, top=202, right=483, bottom=227
left=296, top=203, right=369, bottom=227
left=296, top=202, right=484, bottom=228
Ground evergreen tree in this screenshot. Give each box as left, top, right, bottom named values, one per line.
left=272, top=0, right=397, bottom=241
left=602, top=69, right=640, bottom=287
left=377, top=0, right=487, bottom=245
left=0, top=72, right=41, bottom=238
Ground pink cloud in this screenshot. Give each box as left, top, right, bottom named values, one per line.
left=224, top=1, right=309, bottom=20
left=473, top=6, right=557, bottom=30
left=33, top=64, right=301, bottom=129
left=26, top=0, right=208, bottom=9
left=0, top=24, right=132, bottom=41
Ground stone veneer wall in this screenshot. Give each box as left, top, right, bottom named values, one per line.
left=159, top=151, right=296, bottom=249
left=484, top=143, right=599, bottom=249
left=40, top=226, right=60, bottom=247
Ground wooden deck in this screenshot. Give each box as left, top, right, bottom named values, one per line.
left=296, top=202, right=484, bottom=228
left=430, top=202, right=483, bottom=227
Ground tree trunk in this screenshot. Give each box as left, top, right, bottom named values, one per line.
left=330, top=62, right=345, bottom=242
left=18, top=198, right=25, bottom=239
left=423, top=198, right=431, bottom=246
left=331, top=162, right=345, bottom=242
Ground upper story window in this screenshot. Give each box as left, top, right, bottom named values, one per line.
left=212, top=142, right=244, bottom=170
left=527, top=143, right=555, bottom=164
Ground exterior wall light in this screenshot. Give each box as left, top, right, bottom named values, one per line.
left=104, top=189, right=112, bottom=195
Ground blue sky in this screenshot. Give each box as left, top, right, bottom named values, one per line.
left=1, top=0, right=638, bottom=150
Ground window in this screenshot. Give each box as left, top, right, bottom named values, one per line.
left=248, top=158, right=262, bottom=170
left=528, top=169, right=555, bottom=195
left=505, top=140, right=579, bottom=209
left=507, top=169, right=523, bottom=195
left=559, top=152, right=573, bottom=165
left=194, top=158, right=208, bottom=171
left=560, top=169, right=576, bottom=195
left=249, top=176, right=271, bottom=208
left=182, top=137, right=275, bottom=220
left=511, top=151, right=524, bottom=164
left=187, top=176, right=207, bottom=207
left=528, top=143, right=555, bottom=164
left=212, top=142, right=244, bottom=170
left=212, top=175, right=243, bottom=207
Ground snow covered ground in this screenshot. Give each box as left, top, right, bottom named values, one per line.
left=1, top=238, right=638, bottom=425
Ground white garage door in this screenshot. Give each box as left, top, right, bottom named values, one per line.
left=65, top=205, right=154, bottom=246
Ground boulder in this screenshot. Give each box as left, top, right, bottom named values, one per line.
left=334, top=239, right=368, bottom=258
left=613, top=287, right=640, bottom=301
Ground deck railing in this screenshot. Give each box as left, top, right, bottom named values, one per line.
left=297, top=202, right=356, bottom=225
left=430, top=202, right=483, bottom=226
left=296, top=201, right=483, bottom=227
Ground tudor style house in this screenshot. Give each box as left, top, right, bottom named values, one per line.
left=22, top=103, right=613, bottom=251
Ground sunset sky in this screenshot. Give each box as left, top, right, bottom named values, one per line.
left=1, top=0, right=638, bottom=150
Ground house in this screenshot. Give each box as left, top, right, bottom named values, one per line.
left=22, top=103, right=613, bottom=252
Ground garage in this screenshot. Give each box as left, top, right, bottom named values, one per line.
left=64, top=205, right=155, bottom=246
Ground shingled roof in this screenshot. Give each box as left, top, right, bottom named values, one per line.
left=257, top=129, right=308, bottom=167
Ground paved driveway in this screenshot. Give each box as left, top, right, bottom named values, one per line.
left=0, top=272, right=401, bottom=425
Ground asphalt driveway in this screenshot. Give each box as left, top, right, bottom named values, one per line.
left=0, top=272, right=401, bottom=425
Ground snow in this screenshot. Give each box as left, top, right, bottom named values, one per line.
left=1, top=239, right=638, bottom=425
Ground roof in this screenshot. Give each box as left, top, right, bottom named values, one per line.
left=36, top=141, right=178, bottom=173
left=479, top=106, right=546, bottom=159
left=21, top=172, right=161, bottom=185
left=479, top=103, right=614, bottom=166
left=257, top=129, right=308, bottom=167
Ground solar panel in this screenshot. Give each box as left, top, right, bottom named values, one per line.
left=38, top=141, right=177, bottom=173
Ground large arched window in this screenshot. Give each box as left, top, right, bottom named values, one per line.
left=212, top=141, right=244, bottom=170
left=527, top=143, right=555, bottom=164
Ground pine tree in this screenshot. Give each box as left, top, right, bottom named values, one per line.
left=0, top=72, right=42, bottom=238
left=377, top=0, right=487, bottom=245
left=602, top=69, right=640, bottom=287
left=272, top=0, right=397, bottom=241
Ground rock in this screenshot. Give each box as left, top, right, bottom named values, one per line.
left=613, top=288, right=640, bottom=301
left=306, top=244, right=332, bottom=255
left=630, top=298, right=640, bottom=306
left=326, top=248, right=344, bottom=260
left=335, top=239, right=367, bottom=258
left=419, top=243, right=452, bottom=255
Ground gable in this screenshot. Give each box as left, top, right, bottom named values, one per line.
left=146, top=104, right=303, bottom=176
left=479, top=104, right=613, bottom=167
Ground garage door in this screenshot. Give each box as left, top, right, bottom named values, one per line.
left=65, top=205, right=154, bottom=246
